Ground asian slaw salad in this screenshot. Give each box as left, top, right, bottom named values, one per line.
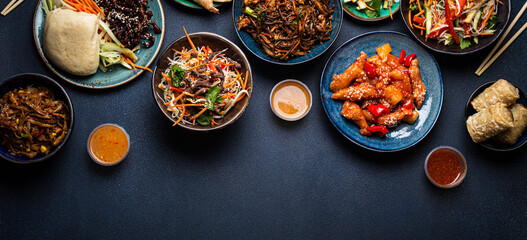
left=408, top=0, right=501, bottom=49
left=157, top=30, right=250, bottom=127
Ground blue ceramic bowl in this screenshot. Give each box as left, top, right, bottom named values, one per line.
left=232, top=0, right=343, bottom=65
left=33, top=0, right=165, bottom=88
left=320, top=31, right=443, bottom=152
left=465, top=81, right=527, bottom=151
left=0, top=73, right=74, bottom=163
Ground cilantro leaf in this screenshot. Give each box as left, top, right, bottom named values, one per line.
left=206, top=86, right=221, bottom=110
left=487, top=16, right=499, bottom=30
left=196, top=111, right=213, bottom=126
left=459, top=39, right=471, bottom=49
left=366, top=0, right=382, bottom=17
left=169, top=66, right=185, bottom=87
left=365, top=10, right=377, bottom=18
left=409, top=2, right=418, bottom=11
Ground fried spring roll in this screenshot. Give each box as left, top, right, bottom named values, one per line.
left=494, top=103, right=527, bottom=145
left=330, top=52, right=367, bottom=92
left=466, top=103, right=514, bottom=143
left=471, top=79, right=519, bottom=112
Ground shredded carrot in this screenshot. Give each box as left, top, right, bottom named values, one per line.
left=235, top=92, right=247, bottom=103
left=173, top=107, right=186, bottom=126
left=414, top=10, right=425, bottom=18
left=417, top=0, right=422, bottom=12
left=479, top=32, right=495, bottom=35
left=170, top=103, right=205, bottom=108
left=480, top=4, right=495, bottom=29
left=365, top=5, right=375, bottom=11
left=243, top=71, right=249, bottom=90
left=389, top=1, right=393, bottom=20
left=183, top=26, right=198, bottom=53
left=408, top=10, right=413, bottom=29
left=190, top=107, right=208, bottom=120
left=124, top=58, right=152, bottom=72
left=414, top=24, right=427, bottom=30
left=161, top=73, right=171, bottom=82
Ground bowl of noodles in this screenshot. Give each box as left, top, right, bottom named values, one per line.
left=152, top=32, right=252, bottom=131
left=0, top=73, right=74, bottom=163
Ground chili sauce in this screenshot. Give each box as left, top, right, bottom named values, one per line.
left=426, top=147, right=466, bottom=187
left=88, top=124, right=129, bottom=165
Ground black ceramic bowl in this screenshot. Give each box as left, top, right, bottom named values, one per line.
left=401, top=0, right=510, bottom=55
left=0, top=73, right=74, bottom=163
left=465, top=81, right=527, bottom=151
left=152, top=32, right=252, bottom=131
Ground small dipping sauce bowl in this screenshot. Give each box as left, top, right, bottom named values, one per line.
left=87, top=124, right=130, bottom=166
left=270, top=79, right=312, bottom=121
left=425, top=146, right=467, bottom=189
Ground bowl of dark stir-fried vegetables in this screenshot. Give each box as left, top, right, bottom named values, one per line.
left=401, top=0, right=510, bottom=54
left=0, top=73, right=74, bottom=163
left=152, top=31, right=252, bottom=131
left=233, top=0, right=343, bottom=64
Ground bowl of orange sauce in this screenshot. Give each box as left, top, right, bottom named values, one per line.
left=270, top=79, right=312, bottom=121
left=425, top=146, right=467, bottom=189
left=87, top=123, right=130, bottom=166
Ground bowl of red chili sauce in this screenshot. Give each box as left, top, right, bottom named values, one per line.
left=425, top=146, right=467, bottom=189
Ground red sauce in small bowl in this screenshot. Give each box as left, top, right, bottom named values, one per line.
left=425, top=146, right=467, bottom=188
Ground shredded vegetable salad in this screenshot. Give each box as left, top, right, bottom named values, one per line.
left=157, top=31, right=250, bottom=127
left=408, top=0, right=501, bottom=49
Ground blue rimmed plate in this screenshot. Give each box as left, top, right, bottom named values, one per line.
left=232, top=0, right=343, bottom=65
left=33, top=0, right=165, bottom=89
left=343, top=0, right=399, bottom=21
left=320, top=31, right=443, bottom=152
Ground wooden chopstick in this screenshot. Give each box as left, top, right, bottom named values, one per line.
left=1, top=0, right=23, bottom=16
left=1, top=0, right=18, bottom=15
left=476, top=22, right=527, bottom=76
left=475, top=1, right=527, bottom=75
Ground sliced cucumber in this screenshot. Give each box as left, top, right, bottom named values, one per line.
left=425, top=6, right=432, bottom=35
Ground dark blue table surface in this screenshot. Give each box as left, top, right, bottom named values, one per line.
left=1, top=1, right=526, bottom=239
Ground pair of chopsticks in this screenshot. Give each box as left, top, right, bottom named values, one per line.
left=1, top=0, right=24, bottom=16
left=475, top=1, right=527, bottom=76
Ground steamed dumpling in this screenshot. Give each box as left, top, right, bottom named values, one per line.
left=43, top=8, right=99, bottom=76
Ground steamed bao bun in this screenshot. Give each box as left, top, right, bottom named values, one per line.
left=43, top=8, right=99, bottom=76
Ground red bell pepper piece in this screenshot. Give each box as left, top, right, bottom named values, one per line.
left=364, top=61, right=377, bottom=78
left=401, top=99, right=414, bottom=110
left=170, top=86, right=184, bottom=92
left=404, top=53, right=416, bottom=67
left=367, top=125, right=389, bottom=137
left=444, top=1, right=460, bottom=45
left=33, top=129, right=44, bottom=138
left=399, top=49, right=406, bottom=65
left=367, top=104, right=390, bottom=117
left=413, top=16, right=425, bottom=25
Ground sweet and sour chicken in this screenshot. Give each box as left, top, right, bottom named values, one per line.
left=330, top=43, right=426, bottom=137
